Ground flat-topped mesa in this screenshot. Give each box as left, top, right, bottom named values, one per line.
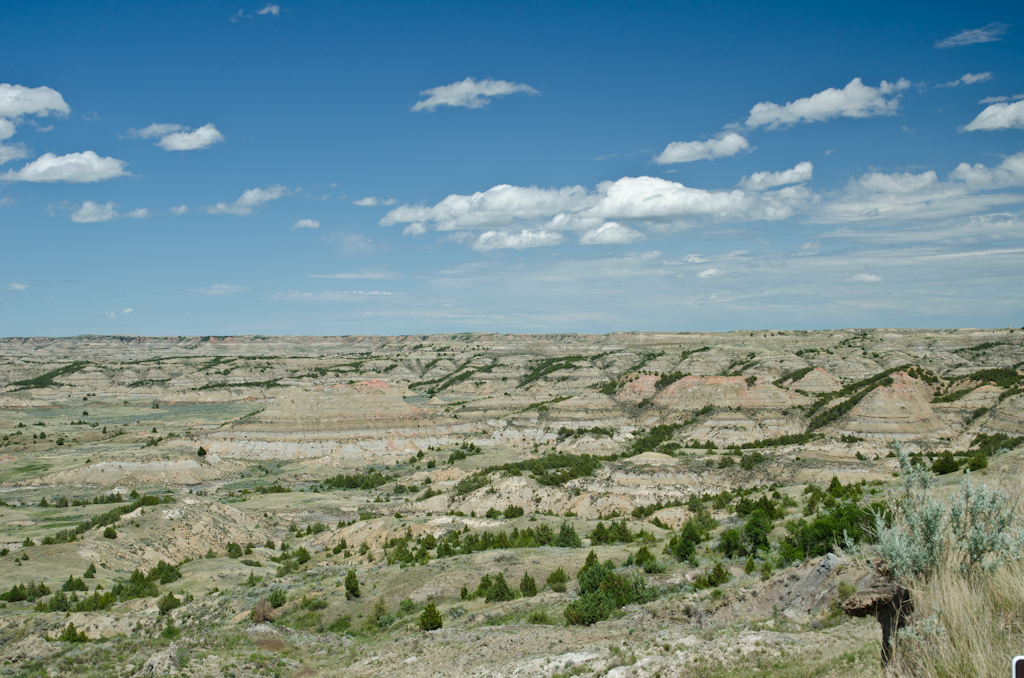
left=831, top=371, right=951, bottom=440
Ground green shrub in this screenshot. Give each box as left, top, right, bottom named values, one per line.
left=546, top=567, right=568, bottom=592
left=419, top=602, right=442, bottom=631
left=484, top=573, right=516, bottom=603
left=267, top=590, right=287, bottom=608
left=157, top=592, right=181, bottom=615
left=294, top=547, right=311, bottom=564
left=226, top=542, right=243, bottom=558
left=744, top=556, right=756, bottom=574
left=931, top=452, right=960, bottom=475
left=62, top=576, right=88, bottom=592
left=554, top=521, right=582, bottom=548
left=719, top=528, right=743, bottom=558
left=399, top=597, right=416, bottom=614
left=56, top=622, right=89, bottom=643
left=345, top=569, right=360, bottom=599
left=694, top=562, right=732, bottom=589
left=520, top=572, right=538, bottom=597
left=83, top=563, right=96, bottom=579
left=327, top=616, right=351, bottom=633
left=205, top=548, right=217, bottom=559
left=743, top=509, right=774, bottom=554
left=527, top=609, right=551, bottom=624
left=103, top=526, right=117, bottom=539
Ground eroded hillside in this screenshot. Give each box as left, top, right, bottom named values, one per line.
left=0, top=330, right=1022, bottom=677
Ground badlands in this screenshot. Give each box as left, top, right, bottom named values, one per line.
left=0, top=329, right=1022, bottom=677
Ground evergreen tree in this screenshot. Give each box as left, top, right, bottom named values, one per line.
left=419, top=602, right=442, bottom=631
left=345, top=569, right=360, bottom=599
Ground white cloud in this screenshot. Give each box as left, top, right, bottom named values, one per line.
left=0, top=83, right=70, bottom=119
left=0, top=143, right=27, bottom=166
left=170, top=205, right=188, bottom=215
left=122, top=308, right=133, bottom=314
left=308, top=269, right=398, bottom=280
left=403, top=222, right=427, bottom=236
left=127, top=122, right=224, bottom=151
left=156, top=123, right=224, bottom=151
left=68, top=201, right=149, bottom=222
left=205, top=184, right=289, bottom=215
left=979, top=94, right=1024, bottom=104
left=739, top=161, right=813, bottom=191
left=412, top=77, right=539, bottom=112
left=8, top=282, right=27, bottom=290
left=813, top=153, right=1024, bottom=224
left=127, top=123, right=185, bottom=138
left=684, top=254, right=708, bottom=263
left=654, top=132, right=749, bottom=164
left=847, top=273, right=882, bottom=282
left=381, top=183, right=593, bottom=230
left=697, top=268, right=724, bottom=278
left=472, top=229, right=564, bottom=252
left=938, top=72, right=993, bottom=88
left=292, top=218, right=320, bottom=229
left=1, top=151, right=127, bottom=183
left=189, top=284, right=250, bottom=296
left=745, top=78, right=911, bottom=129
left=382, top=175, right=813, bottom=244
left=963, top=100, right=1024, bottom=131
left=353, top=196, right=397, bottom=206
left=105, top=311, right=117, bottom=318
left=579, top=222, right=645, bottom=245
left=935, top=22, right=1010, bottom=49
left=257, top=4, right=280, bottom=15
left=71, top=201, right=118, bottom=222
left=949, top=149, right=1024, bottom=189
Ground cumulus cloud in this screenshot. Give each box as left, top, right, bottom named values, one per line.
left=127, top=123, right=184, bottom=138
left=292, top=218, right=319, bottom=229
left=963, top=100, right=1024, bottom=131
left=979, top=93, right=1024, bottom=104
left=847, top=273, right=882, bottom=282
left=128, top=122, right=223, bottom=151
left=697, top=268, right=724, bottom=278
left=205, top=184, right=289, bottom=215
left=949, top=149, right=1024, bottom=189
left=69, top=201, right=150, bottom=222
left=189, top=284, right=250, bottom=295
left=381, top=175, right=813, bottom=247
left=403, top=222, right=427, bottom=236
left=0, top=118, right=27, bottom=165
left=745, top=78, right=911, bottom=129
left=739, top=161, right=813, bottom=191
left=8, top=282, right=27, bottom=290
left=579, top=222, right=645, bottom=245
left=122, top=308, right=133, bottom=314
left=0, top=151, right=127, bottom=183
left=71, top=201, right=118, bottom=222
left=938, top=72, right=993, bottom=88
left=472, top=229, right=564, bottom=252
left=813, top=152, right=1024, bottom=224
left=0, top=83, right=70, bottom=119
left=157, top=124, right=224, bottom=151
left=353, top=197, right=397, bottom=206
left=257, top=4, right=280, bottom=15
left=654, top=132, right=750, bottom=164
left=935, top=22, right=1010, bottom=49
left=170, top=205, right=188, bottom=215
left=412, top=77, right=539, bottom=112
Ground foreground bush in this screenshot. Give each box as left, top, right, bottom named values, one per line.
left=419, top=602, right=442, bottom=631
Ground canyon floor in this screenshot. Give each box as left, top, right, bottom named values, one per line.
left=0, top=329, right=1021, bottom=677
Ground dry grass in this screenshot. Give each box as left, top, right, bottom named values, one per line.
left=893, top=561, right=1024, bottom=678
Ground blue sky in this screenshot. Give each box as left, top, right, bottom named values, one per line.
left=1, top=1, right=1022, bottom=336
